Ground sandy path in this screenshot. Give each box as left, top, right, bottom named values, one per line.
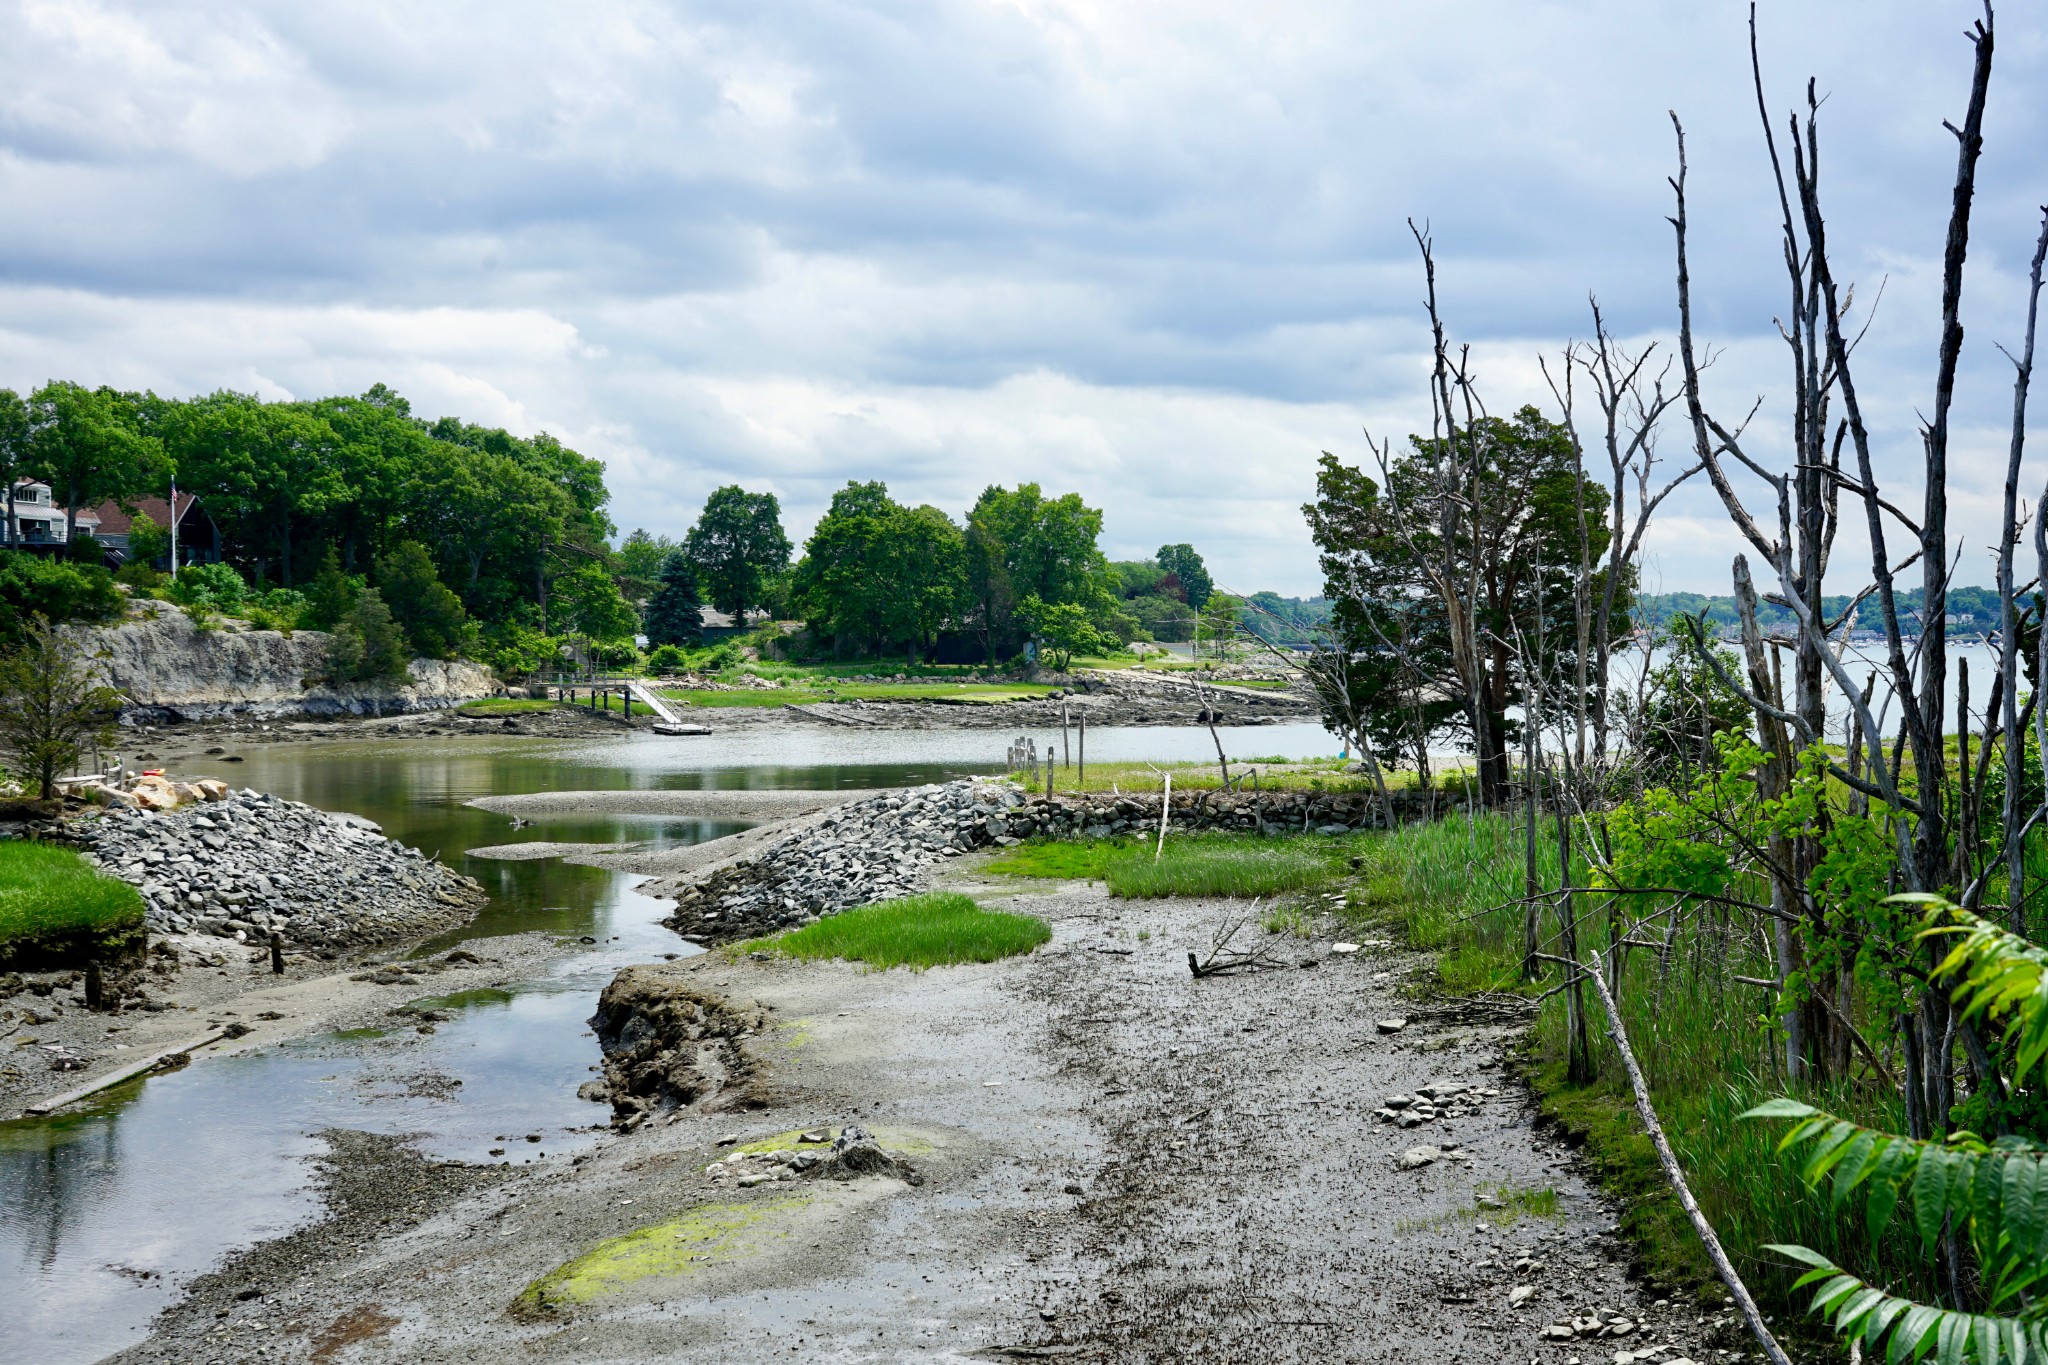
left=108, top=865, right=1715, bottom=1365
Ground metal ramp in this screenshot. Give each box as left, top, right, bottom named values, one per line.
left=623, top=680, right=711, bottom=735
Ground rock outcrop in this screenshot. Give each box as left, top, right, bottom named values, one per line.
left=76, top=788, right=489, bottom=948
left=78, top=608, right=494, bottom=722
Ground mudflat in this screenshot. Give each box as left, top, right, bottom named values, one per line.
left=106, top=866, right=1701, bottom=1365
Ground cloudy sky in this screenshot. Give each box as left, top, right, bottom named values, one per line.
left=1, top=0, right=2043, bottom=596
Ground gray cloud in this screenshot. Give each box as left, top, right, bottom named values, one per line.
left=0, top=0, right=2043, bottom=595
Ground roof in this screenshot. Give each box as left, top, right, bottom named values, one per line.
left=86, top=492, right=201, bottom=536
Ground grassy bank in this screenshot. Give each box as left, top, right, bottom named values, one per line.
left=663, top=681, right=1058, bottom=709
left=1348, top=813, right=1934, bottom=1315
left=751, top=892, right=1050, bottom=969
left=987, top=829, right=1352, bottom=899
left=0, top=840, right=146, bottom=969
left=456, top=697, right=561, bottom=716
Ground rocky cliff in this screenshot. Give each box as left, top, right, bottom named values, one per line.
left=80, top=608, right=496, bottom=722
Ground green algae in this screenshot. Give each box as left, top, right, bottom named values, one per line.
left=512, top=1194, right=812, bottom=1317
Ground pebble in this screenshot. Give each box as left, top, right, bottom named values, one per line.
left=1376, top=1018, right=1408, bottom=1034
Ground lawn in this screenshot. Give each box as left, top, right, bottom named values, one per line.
left=0, top=840, right=145, bottom=963
left=751, top=892, right=1050, bottom=969
left=985, top=830, right=1350, bottom=899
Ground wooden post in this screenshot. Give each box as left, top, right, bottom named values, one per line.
left=1062, top=706, right=1070, bottom=768
left=84, top=960, right=103, bottom=1011
left=1078, top=712, right=1086, bottom=786
left=1045, top=752, right=1054, bottom=799
left=1155, top=772, right=1171, bottom=861
left=269, top=933, right=285, bottom=975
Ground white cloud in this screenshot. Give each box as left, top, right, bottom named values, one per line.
left=0, top=0, right=2043, bottom=595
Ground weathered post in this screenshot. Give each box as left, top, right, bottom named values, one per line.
left=1062, top=705, right=1070, bottom=768
left=1078, top=712, right=1086, bottom=786
left=269, top=932, right=285, bottom=975
left=84, top=960, right=104, bottom=1011
left=1155, top=772, right=1172, bottom=861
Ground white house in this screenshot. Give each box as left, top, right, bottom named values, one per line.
left=5, top=480, right=99, bottom=548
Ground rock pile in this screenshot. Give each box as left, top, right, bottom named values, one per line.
left=662, top=779, right=1023, bottom=943
left=1374, top=1081, right=1500, bottom=1129
left=77, top=789, right=487, bottom=948
left=703, top=1124, right=922, bottom=1186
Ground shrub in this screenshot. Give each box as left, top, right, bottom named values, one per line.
left=243, top=587, right=310, bottom=633
left=304, top=545, right=356, bottom=630
left=0, top=550, right=121, bottom=643
left=645, top=643, right=691, bottom=674
left=477, top=621, right=562, bottom=679
left=166, top=561, right=248, bottom=615
left=325, top=587, right=409, bottom=683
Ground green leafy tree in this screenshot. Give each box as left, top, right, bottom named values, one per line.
left=882, top=504, right=967, bottom=665
left=1019, top=596, right=1114, bottom=671
left=124, top=510, right=172, bottom=572
left=684, top=486, right=790, bottom=621
left=26, top=382, right=168, bottom=545
left=376, top=540, right=469, bottom=659
left=166, top=392, right=344, bottom=585
left=642, top=552, right=705, bottom=649
left=965, top=484, right=1111, bottom=662
left=551, top=563, right=638, bottom=648
left=325, top=587, right=409, bottom=683
left=0, top=552, right=122, bottom=644
left=615, top=529, right=680, bottom=604
left=166, top=562, right=249, bottom=615
left=0, top=389, right=29, bottom=551
left=304, top=545, right=356, bottom=629
left=1156, top=543, right=1215, bottom=610
left=0, top=616, right=122, bottom=799
left=795, top=481, right=897, bottom=654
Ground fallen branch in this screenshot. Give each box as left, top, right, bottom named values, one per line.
left=1536, top=950, right=1791, bottom=1365
left=1188, top=905, right=1290, bottom=977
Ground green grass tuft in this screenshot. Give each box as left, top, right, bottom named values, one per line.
left=983, top=837, right=1139, bottom=880
left=986, top=831, right=1347, bottom=899
left=0, top=840, right=145, bottom=947
left=756, top=892, right=1050, bottom=970
left=456, top=697, right=560, bottom=716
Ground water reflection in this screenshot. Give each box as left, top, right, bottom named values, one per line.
left=2, top=721, right=1343, bottom=1364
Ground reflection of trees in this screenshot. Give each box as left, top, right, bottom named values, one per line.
left=2, top=1108, right=122, bottom=1275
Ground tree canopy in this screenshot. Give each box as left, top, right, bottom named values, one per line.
left=685, top=486, right=791, bottom=620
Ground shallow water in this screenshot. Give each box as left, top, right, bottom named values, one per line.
left=1, top=720, right=1339, bottom=1364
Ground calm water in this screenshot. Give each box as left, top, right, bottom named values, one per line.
left=1, top=720, right=1340, bottom=1365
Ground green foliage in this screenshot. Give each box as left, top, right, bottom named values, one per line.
left=26, top=382, right=168, bottom=542
left=1018, top=596, right=1115, bottom=670
left=1156, top=543, right=1214, bottom=610
left=325, top=587, right=408, bottom=683
left=475, top=620, right=562, bottom=679
left=0, top=550, right=121, bottom=643
left=166, top=561, right=249, bottom=614
left=243, top=588, right=310, bottom=633
left=1741, top=901, right=2048, bottom=1364
left=1104, top=840, right=1338, bottom=898
left=985, top=837, right=1140, bottom=881
left=642, top=552, right=705, bottom=649
left=125, top=510, right=171, bottom=570
left=375, top=540, right=469, bottom=659
left=645, top=643, right=691, bottom=674
left=685, top=485, right=791, bottom=620
left=1624, top=615, right=1754, bottom=772
left=755, top=892, right=1051, bottom=970
left=614, top=529, right=679, bottom=603
left=551, top=562, right=638, bottom=650
left=0, top=840, right=144, bottom=950
left=303, top=544, right=356, bottom=629
left=0, top=616, right=121, bottom=799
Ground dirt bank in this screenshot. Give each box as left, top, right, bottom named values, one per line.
left=107, top=864, right=1726, bottom=1365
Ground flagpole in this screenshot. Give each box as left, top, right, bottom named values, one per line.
left=168, top=479, right=178, bottom=580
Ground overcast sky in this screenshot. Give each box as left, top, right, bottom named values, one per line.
left=1, top=1, right=2043, bottom=597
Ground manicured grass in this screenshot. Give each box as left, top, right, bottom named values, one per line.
left=0, top=840, right=145, bottom=949
left=754, top=892, right=1050, bottom=969
left=456, top=697, right=560, bottom=716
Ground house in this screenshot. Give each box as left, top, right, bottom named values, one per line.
left=86, top=492, right=222, bottom=569
left=4, top=480, right=99, bottom=550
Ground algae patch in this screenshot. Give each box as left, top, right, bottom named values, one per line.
left=513, top=1194, right=812, bottom=1318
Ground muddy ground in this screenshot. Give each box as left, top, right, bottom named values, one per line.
left=102, top=862, right=1738, bottom=1365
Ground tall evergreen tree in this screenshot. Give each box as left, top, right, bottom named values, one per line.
left=643, top=552, right=705, bottom=648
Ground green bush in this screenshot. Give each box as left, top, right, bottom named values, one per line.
left=0, top=550, right=122, bottom=643
left=756, top=892, right=1050, bottom=969
left=166, top=561, right=248, bottom=614
left=243, top=587, right=310, bottom=633
left=645, top=643, right=691, bottom=674
left=477, top=621, right=561, bottom=679
left=0, top=840, right=144, bottom=957
left=325, top=587, right=409, bottom=683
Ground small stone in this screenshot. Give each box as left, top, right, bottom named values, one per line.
left=1397, top=1145, right=1439, bottom=1170
left=1509, top=1285, right=1535, bottom=1307
left=1377, top=1018, right=1408, bottom=1034
left=717, top=1134, right=739, bottom=1145
left=738, top=1173, right=770, bottom=1188
left=1384, top=1095, right=1413, bottom=1109
left=1331, top=942, right=1361, bottom=954
left=1543, top=1324, right=1577, bottom=1341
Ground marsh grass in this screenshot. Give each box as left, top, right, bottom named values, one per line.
left=1395, top=1183, right=1561, bottom=1234
left=754, top=892, right=1050, bottom=970
left=456, top=697, right=560, bottom=716
left=0, top=840, right=144, bottom=947
left=986, top=831, right=1350, bottom=899
left=1355, top=811, right=1941, bottom=1309
left=664, top=681, right=1057, bottom=709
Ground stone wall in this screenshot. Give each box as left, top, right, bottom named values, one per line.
left=78, top=608, right=496, bottom=722
left=1011, top=784, right=1440, bottom=837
